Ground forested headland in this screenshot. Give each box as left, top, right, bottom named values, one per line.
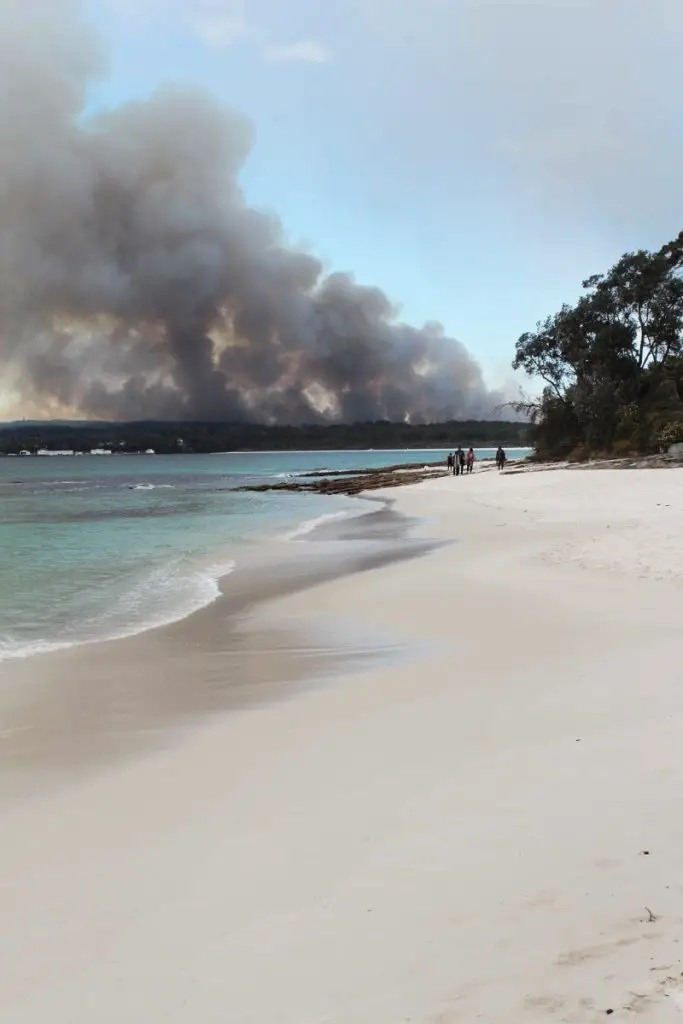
left=513, top=231, right=683, bottom=460
left=0, top=419, right=528, bottom=456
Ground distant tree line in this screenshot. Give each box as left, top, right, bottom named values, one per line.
left=513, top=232, right=683, bottom=459
left=0, top=419, right=529, bottom=456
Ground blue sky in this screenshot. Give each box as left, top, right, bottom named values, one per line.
left=85, top=0, right=683, bottom=390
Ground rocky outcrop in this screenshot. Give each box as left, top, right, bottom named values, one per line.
left=236, top=462, right=449, bottom=496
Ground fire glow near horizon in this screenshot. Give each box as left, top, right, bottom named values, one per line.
left=0, top=0, right=506, bottom=424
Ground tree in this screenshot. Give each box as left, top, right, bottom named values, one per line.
left=513, top=306, right=578, bottom=401
left=582, top=244, right=683, bottom=370
left=513, top=232, right=683, bottom=457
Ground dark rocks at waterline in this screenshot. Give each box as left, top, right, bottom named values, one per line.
left=294, top=460, right=446, bottom=478
left=237, top=463, right=449, bottom=497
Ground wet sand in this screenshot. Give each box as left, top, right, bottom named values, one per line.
left=0, top=501, right=435, bottom=799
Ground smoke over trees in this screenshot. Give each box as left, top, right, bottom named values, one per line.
left=0, top=0, right=503, bottom=424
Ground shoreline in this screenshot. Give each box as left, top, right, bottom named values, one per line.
left=1, top=446, right=499, bottom=666
left=0, top=497, right=437, bottom=800
left=0, top=559, right=239, bottom=666
left=0, top=492, right=381, bottom=666
left=2, top=445, right=677, bottom=737
left=239, top=449, right=683, bottom=498
left=0, top=448, right=526, bottom=664
left=3, top=445, right=673, bottom=753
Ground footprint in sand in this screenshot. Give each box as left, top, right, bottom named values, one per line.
left=556, top=936, right=640, bottom=966
left=523, top=994, right=596, bottom=1020
left=523, top=993, right=565, bottom=1011
left=527, top=888, right=560, bottom=908
left=622, top=975, right=683, bottom=1014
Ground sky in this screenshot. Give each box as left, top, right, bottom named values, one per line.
left=4, top=0, right=682, bottom=415
left=78, top=0, right=683, bottom=392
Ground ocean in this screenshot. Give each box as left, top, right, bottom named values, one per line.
left=0, top=448, right=529, bottom=661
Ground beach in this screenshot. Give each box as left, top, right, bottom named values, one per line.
left=3, top=465, right=683, bottom=1021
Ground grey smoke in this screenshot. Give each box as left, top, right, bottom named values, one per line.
left=0, top=0, right=503, bottom=424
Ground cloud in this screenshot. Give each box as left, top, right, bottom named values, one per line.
left=192, top=13, right=252, bottom=50
left=146, top=0, right=332, bottom=64
left=102, top=0, right=331, bottom=65
left=263, top=39, right=331, bottom=64
left=186, top=0, right=253, bottom=49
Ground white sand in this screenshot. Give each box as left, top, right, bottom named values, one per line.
left=3, top=467, right=683, bottom=1022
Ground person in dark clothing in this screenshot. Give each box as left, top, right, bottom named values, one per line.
left=495, top=446, right=507, bottom=472
left=447, top=452, right=454, bottom=474
left=455, top=446, right=465, bottom=476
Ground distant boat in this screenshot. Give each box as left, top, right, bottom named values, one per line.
left=145, top=449, right=155, bottom=455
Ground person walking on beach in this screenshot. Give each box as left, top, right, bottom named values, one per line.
left=455, top=446, right=465, bottom=476
left=496, top=446, right=507, bottom=472
left=466, top=447, right=475, bottom=474
left=447, top=452, right=454, bottom=474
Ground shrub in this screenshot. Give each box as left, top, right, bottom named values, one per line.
left=657, top=420, right=683, bottom=448
left=568, top=445, right=591, bottom=462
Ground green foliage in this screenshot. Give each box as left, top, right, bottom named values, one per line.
left=514, top=232, right=683, bottom=456
left=615, top=401, right=640, bottom=438
left=657, top=420, right=683, bottom=448
left=0, top=419, right=529, bottom=456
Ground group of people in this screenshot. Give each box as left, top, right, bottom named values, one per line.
left=447, top=447, right=474, bottom=476
left=446, top=446, right=507, bottom=476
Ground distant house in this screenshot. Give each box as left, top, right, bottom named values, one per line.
left=89, top=448, right=112, bottom=456
left=145, top=449, right=155, bottom=455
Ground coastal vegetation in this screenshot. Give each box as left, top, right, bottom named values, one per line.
left=0, top=419, right=528, bottom=456
left=513, top=231, right=683, bottom=459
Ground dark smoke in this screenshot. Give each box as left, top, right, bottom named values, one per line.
left=0, top=0, right=504, bottom=423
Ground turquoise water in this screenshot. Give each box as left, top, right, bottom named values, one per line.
left=0, top=448, right=528, bottom=660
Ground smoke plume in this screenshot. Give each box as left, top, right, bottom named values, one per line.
left=0, top=0, right=503, bottom=424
